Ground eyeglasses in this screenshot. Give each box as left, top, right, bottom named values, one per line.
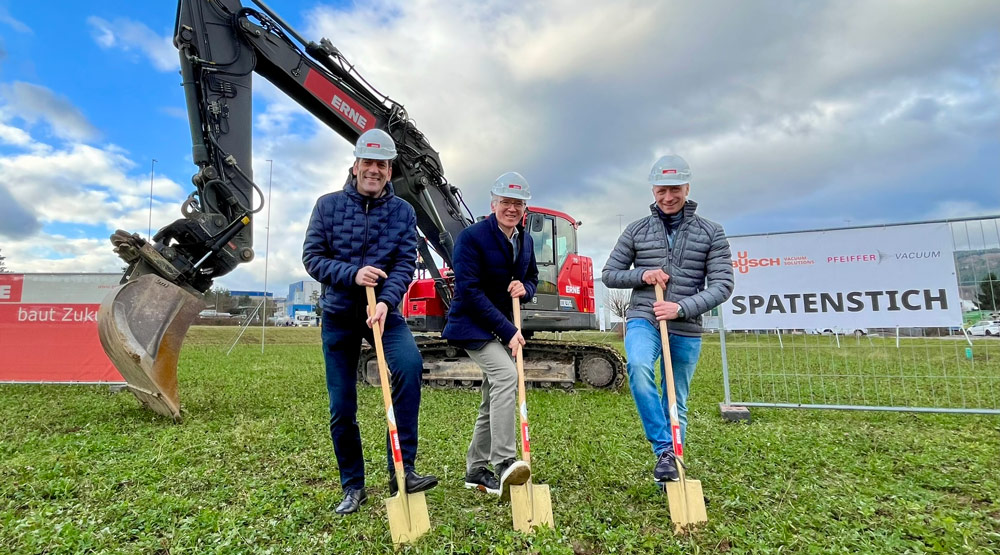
left=498, top=200, right=526, bottom=209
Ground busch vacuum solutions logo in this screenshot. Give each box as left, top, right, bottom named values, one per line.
left=732, top=251, right=780, bottom=274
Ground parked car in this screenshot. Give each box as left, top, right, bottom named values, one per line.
left=294, top=314, right=319, bottom=327
left=967, top=320, right=1000, bottom=337
left=198, top=310, right=232, bottom=318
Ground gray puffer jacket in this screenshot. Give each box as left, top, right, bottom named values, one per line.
left=602, top=200, right=734, bottom=336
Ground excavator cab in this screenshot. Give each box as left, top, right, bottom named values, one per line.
left=523, top=208, right=597, bottom=332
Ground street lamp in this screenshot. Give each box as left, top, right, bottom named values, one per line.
left=261, top=159, right=273, bottom=353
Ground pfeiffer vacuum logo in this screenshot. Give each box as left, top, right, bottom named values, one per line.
left=732, top=251, right=781, bottom=274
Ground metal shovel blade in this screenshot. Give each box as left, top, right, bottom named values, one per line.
left=662, top=478, right=708, bottom=532
left=509, top=483, right=554, bottom=533
left=385, top=491, right=430, bottom=544
left=97, top=274, right=202, bottom=421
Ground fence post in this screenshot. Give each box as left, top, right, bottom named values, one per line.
left=718, top=311, right=750, bottom=422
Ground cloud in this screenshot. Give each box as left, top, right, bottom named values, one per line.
left=0, top=142, right=185, bottom=225
left=0, top=7, right=31, bottom=34
left=0, top=121, right=36, bottom=148
left=205, top=0, right=987, bottom=293
left=165, top=0, right=999, bottom=295
left=0, top=184, right=40, bottom=238
left=0, top=102, right=187, bottom=260
left=3, top=235, right=124, bottom=274
left=9, top=0, right=999, bottom=297
left=86, top=16, right=176, bottom=72
left=0, top=82, right=99, bottom=142
left=158, top=106, right=189, bottom=120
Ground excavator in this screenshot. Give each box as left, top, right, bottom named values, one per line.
left=97, top=0, right=625, bottom=420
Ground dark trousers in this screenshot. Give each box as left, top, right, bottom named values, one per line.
left=321, top=308, right=423, bottom=490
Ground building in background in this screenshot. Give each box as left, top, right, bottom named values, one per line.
left=593, top=277, right=617, bottom=332
left=287, top=280, right=321, bottom=317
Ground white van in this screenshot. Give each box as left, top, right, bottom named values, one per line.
left=294, top=313, right=319, bottom=327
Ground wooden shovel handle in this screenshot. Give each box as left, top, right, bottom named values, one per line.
left=366, top=287, right=406, bottom=477
left=655, top=284, right=685, bottom=461
left=512, top=302, right=531, bottom=464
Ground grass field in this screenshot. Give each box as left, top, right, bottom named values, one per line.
left=2, top=327, right=999, bottom=553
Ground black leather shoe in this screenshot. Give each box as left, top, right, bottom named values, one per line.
left=335, top=487, right=368, bottom=515
left=388, top=470, right=439, bottom=496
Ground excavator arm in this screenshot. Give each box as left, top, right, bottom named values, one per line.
left=98, top=0, right=472, bottom=419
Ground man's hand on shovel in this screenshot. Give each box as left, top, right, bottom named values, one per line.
left=508, top=329, right=526, bottom=358
left=366, top=301, right=388, bottom=330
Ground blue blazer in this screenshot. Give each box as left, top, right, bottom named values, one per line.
left=442, top=213, right=539, bottom=344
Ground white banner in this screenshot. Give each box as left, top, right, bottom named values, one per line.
left=721, top=223, right=962, bottom=330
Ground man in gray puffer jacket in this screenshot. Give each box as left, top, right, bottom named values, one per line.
left=602, top=154, right=733, bottom=483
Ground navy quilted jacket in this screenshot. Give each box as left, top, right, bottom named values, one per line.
left=441, top=214, right=538, bottom=344
left=302, top=180, right=418, bottom=315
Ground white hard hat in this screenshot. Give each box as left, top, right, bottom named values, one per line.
left=353, top=129, right=397, bottom=160
left=491, top=171, right=532, bottom=200
left=648, top=154, right=691, bottom=187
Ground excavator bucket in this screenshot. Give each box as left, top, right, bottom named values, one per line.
left=97, top=274, right=202, bottom=421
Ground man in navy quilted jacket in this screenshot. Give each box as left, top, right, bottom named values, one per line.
left=303, top=129, right=437, bottom=515
left=441, top=172, right=538, bottom=501
left=602, top=154, right=733, bottom=484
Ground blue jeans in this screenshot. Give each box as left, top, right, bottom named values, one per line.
left=321, top=308, right=423, bottom=490
left=625, top=318, right=702, bottom=456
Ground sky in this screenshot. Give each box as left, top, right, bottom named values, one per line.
left=0, top=0, right=998, bottom=298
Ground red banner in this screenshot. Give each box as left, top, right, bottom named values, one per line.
left=0, top=274, right=123, bottom=383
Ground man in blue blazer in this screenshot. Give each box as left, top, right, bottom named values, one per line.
left=442, top=172, right=539, bottom=500
left=303, top=129, right=438, bottom=515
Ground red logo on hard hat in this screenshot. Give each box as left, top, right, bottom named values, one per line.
left=509, top=184, right=522, bottom=189
left=366, top=143, right=380, bottom=148
left=662, top=169, right=677, bottom=174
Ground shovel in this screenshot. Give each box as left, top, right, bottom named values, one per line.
left=654, top=284, right=708, bottom=532
left=508, top=302, right=555, bottom=533
left=366, top=287, right=431, bottom=544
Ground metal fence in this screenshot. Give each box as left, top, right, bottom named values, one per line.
left=720, top=215, right=1000, bottom=415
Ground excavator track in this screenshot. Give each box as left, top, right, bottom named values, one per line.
left=358, top=338, right=626, bottom=390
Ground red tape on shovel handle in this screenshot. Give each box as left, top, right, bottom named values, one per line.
left=390, top=429, right=403, bottom=464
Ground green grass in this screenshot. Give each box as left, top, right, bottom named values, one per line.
left=1, top=328, right=999, bottom=553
